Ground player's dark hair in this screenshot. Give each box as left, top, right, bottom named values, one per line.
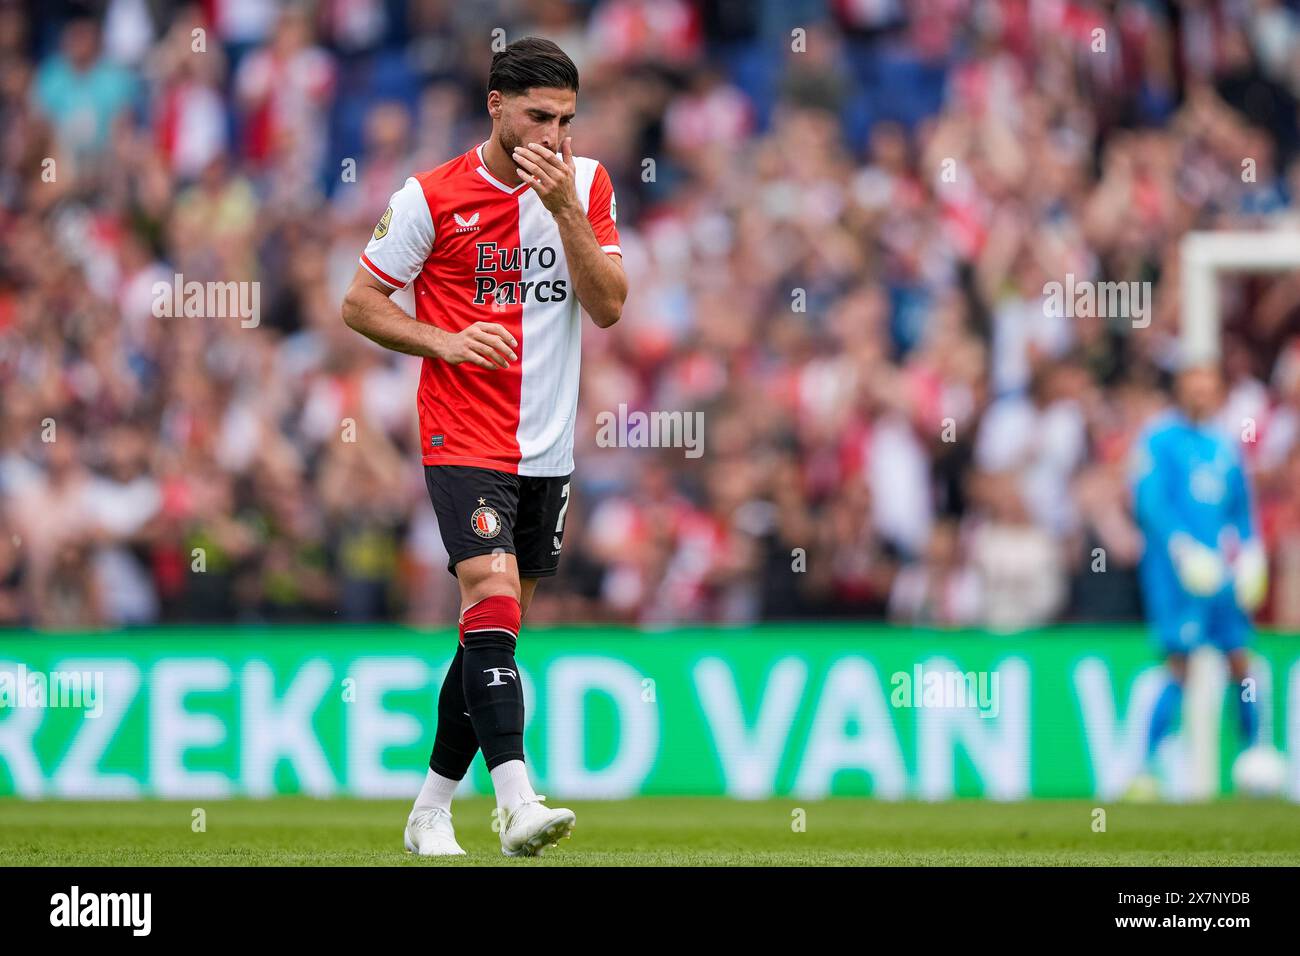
left=488, top=37, right=579, bottom=97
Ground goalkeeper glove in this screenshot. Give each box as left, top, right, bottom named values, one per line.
left=1168, top=532, right=1226, bottom=597
left=1233, top=540, right=1268, bottom=613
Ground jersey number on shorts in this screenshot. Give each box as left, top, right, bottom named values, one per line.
left=553, top=482, right=570, bottom=551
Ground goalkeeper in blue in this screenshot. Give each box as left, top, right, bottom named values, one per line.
left=1127, top=364, right=1275, bottom=800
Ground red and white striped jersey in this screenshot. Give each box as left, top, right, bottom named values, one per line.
left=359, top=141, right=621, bottom=476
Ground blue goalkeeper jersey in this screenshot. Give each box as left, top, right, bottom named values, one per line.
left=1129, top=410, right=1255, bottom=570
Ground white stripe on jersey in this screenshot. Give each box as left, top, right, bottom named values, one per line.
left=513, top=157, right=604, bottom=477
left=515, top=187, right=580, bottom=476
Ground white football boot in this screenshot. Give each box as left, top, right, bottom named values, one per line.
left=404, top=807, right=467, bottom=856
left=499, top=796, right=576, bottom=858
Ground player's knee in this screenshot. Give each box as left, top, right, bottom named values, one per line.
left=461, top=582, right=520, bottom=617
left=455, top=554, right=521, bottom=605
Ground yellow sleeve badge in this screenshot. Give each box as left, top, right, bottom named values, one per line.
left=373, top=206, right=393, bottom=240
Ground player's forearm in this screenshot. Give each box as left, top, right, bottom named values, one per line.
left=342, top=285, right=448, bottom=359
left=554, top=205, right=626, bottom=328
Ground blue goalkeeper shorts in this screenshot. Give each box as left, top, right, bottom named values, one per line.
left=1140, top=563, right=1251, bottom=656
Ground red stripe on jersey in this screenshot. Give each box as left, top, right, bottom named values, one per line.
left=411, top=146, right=526, bottom=470
left=360, top=253, right=403, bottom=289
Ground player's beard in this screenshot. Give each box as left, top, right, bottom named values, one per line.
left=495, top=124, right=526, bottom=160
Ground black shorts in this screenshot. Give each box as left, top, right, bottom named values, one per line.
left=424, top=465, right=573, bottom=578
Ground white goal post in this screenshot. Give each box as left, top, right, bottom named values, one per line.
left=1179, top=229, right=1300, bottom=363
left=1179, top=230, right=1296, bottom=799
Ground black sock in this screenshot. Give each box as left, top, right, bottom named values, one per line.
left=461, top=629, right=525, bottom=769
left=428, top=644, right=479, bottom=779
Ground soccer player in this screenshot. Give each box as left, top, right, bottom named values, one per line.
left=341, top=37, right=626, bottom=855
left=1126, top=364, right=1269, bottom=799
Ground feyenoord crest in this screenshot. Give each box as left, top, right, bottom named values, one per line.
left=471, top=502, right=501, bottom=539
left=373, top=206, right=392, bottom=240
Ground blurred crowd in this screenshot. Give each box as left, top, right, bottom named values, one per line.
left=3, top=0, right=1300, bottom=630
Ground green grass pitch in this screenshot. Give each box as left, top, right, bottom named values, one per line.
left=2, top=797, right=1298, bottom=866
